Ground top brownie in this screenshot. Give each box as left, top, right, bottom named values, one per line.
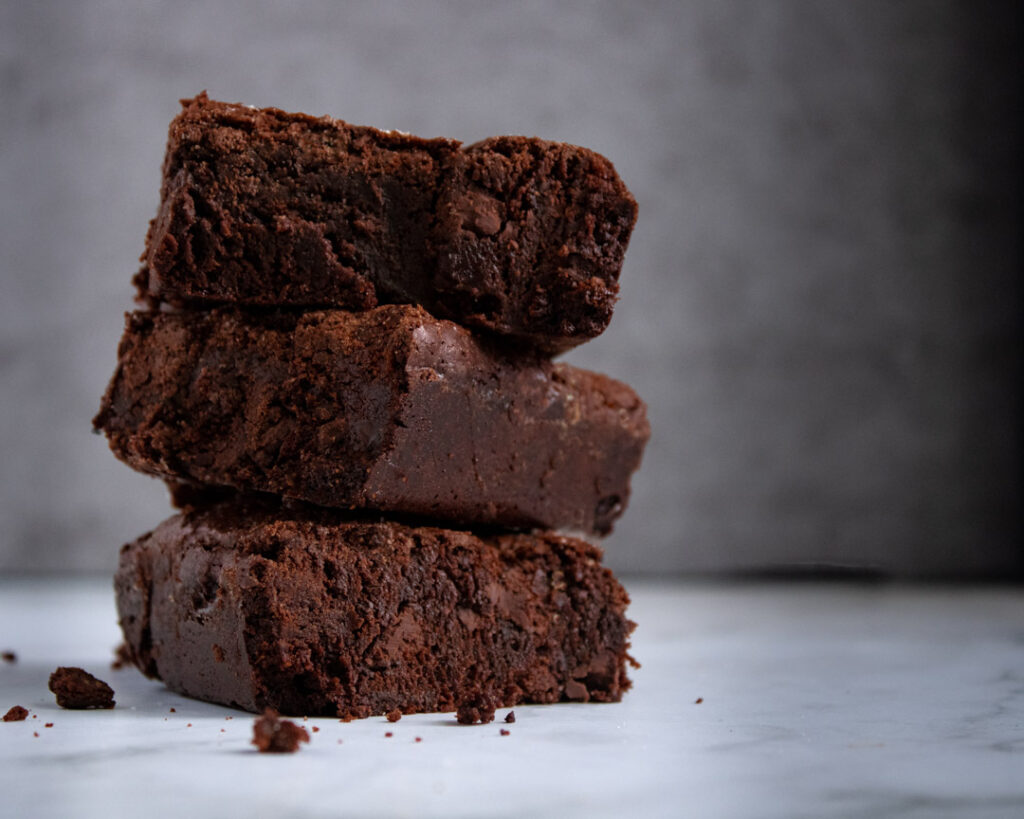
left=135, top=94, right=637, bottom=353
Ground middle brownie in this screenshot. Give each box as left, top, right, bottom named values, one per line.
left=94, top=304, right=649, bottom=534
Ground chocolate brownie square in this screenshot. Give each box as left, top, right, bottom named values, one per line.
left=94, top=305, right=648, bottom=535
left=136, top=94, right=637, bottom=352
left=115, top=501, right=636, bottom=719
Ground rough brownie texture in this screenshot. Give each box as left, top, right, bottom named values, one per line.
left=94, top=304, right=649, bottom=535
left=48, top=667, right=116, bottom=709
left=114, top=501, right=635, bottom=719
left=135, top=93, right=637, bottom=352
left=252, top=710, right=309, bottom=753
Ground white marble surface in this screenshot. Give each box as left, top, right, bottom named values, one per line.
left=1, top=578, right=1022, bottom=819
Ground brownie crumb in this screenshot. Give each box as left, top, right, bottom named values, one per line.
left=3, top=706, right=28, bottom=722
left=456, top=694, right=496, bottom=725
left=415, top=737, right=422, bottom=743
left=311, top=726, right=320, bottom=733
left=44, top=723, right=53, bottom=728
left=48, top=667, right=115, bottom=709
left=500, top=729, right=510, bottom=736
left=504, top=711, right=516, bottom=724
left=386, top=709, right=402, bottom=723
left=385, top=731, right=393, bottom=738
left=169, top=708, right=176, bottom=713
left=695, top=697, right=703, bottom=704
left=111, top=643, right=133, bottom=670
left=187, top=723, right=192, bottom=727
left=252, top=709, right=309, bottom=753
left=33, top=731, right=38, bottom=737
left=2, top=651, right=16, bottom=664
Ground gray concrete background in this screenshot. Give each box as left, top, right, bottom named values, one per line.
left=1, top=1, right=1020, bottom=576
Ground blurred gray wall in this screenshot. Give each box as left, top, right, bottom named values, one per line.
left=1, top=1, right=1020, bottom=576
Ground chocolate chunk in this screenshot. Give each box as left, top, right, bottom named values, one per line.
left=48, top=667, right=115, bottom=709
left=252, top=709, right=309, bottom=753
left=95, top=305, right=648, bottom=535
left=137, top=94, right=636, bottom=353
left=504, top=711, right=516, bottom=723
left=114, top=500, right=635, bottom=720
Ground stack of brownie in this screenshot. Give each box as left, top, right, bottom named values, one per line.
left=94, top=93, right=649, bottom=721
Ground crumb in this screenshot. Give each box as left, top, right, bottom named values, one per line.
left=220, top=728, right=225, bottom=732
left=504, top=711, right=516, bottom=723
left=303, top=716, right=308, bottom=721
left=695, top=697, right=703, bottom=704
left=415, top=737, right=422, bottom=743
left=2, top=651, right=16, bottom=664
left=386, top=709, right=402, bottom=723
left=170, top=708, right=176, bottom=713
left=312, top=726, right=320, bottom=733
left=252, top=709, right=309, bottom=753
left=187, top=723, right=192, bottom=727
left=163, top=718, right=167, bottom=721
left=3, top=706, right=28, bottom=722
left=111, top=643, right=132, bottom=671
left=500, top=729, right=510, bottom=736
left=32, top=714, right=37, bottom=719
left=385, top=731, right=393, bottom=738
left=225, top=716, right=232, bottom=720
left=44, top=723, right=53, bottom=728
left=48, top=667, right=115, bottom=709
left=33, top=731, right=38, bottom=737
left=337, top=739, right=343, bottom=744
left=456, top=693, right=496, bottom=725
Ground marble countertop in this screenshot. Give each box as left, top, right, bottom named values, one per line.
left=1, top=577, right=1021, bottom=818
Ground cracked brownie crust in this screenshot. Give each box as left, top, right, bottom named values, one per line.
left=136, top=93, right=637, bottom=352
left=94, top=304, right=649, bottom=535
left=115, top=501, right=636, bottom=719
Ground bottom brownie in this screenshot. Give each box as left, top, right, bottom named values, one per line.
left=115, top=501, right=635, bottom=719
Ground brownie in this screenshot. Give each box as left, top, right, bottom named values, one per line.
left=114, top=501, right=636, bottom=719
left=252, top=710, right=309, bottom=753
left=3, top=705, right=28, bottom=722
left=94, top=304, right=649, bottom=535
left=135, top=93, right=637, bottom=352
left=48, top=667, right=116, bottom=709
